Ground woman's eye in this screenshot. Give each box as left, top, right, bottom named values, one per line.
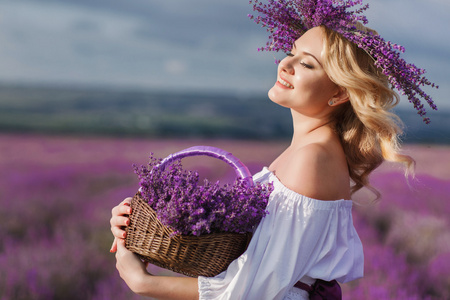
left=300, top=62, right=313, bottom=69
left=285, top=52, right=313, bottom=69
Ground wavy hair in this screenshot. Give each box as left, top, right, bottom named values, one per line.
left=320, top=24, right=414, bottom=198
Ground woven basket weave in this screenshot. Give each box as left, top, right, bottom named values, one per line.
left=125, top=146, right=254, bottom=277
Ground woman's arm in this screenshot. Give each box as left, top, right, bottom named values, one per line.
left=110, top=199, right=199, bottom=300
left=115, top=239, right=199, bottom=300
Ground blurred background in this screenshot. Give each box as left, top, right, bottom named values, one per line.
left=0, top=0, right=449, bottom=299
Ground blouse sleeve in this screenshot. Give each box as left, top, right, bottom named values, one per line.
left=198, top=168, right=363, bottom=300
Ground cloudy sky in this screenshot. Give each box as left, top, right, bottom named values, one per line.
left=0, top=0, right=448, bottom=110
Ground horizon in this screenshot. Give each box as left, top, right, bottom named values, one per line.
left=0, top=84, right=449, bottom=144
left=0, top=0, right=448, bottom=112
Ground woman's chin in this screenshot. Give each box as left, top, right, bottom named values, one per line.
left=267, top=85, right=278, bottom=102
left=268, top=87, right=287, bottom=107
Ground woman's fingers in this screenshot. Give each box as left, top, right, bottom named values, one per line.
left=121, top=197, right=132, bottom=206
left=111, top=223, right=127, bottom=239
left=110, top=214, right=131, bottom=239
left=110, top=215, right=131, bottom=228
left=110, top=197, right=133, bottom=253
left=110, top=237, right=118, bottom=253
left=111, top=202, right=132, bottom=218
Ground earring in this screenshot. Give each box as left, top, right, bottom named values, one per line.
left=328, top=99, right=334, bottom=106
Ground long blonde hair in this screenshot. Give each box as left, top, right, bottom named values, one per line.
left=320, top=25, right=414, bottom=198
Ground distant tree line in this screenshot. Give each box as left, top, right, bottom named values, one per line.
left=0, top=84, right=448, bottom=143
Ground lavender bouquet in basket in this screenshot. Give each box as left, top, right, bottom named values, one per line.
left=126, top=146, right=273, bottom=277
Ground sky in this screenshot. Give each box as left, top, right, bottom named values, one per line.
left=0, top=0, right=449, bottom=111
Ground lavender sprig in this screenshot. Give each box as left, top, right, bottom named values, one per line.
left=248, top=0, right=438, bottom=123
left=134, top=155, right=273, bottom=236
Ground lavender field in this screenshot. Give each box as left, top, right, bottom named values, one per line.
left=1, top=134, right=449, bottom=299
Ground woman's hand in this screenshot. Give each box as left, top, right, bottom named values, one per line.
left=116, top=239, right=199, bottom=299
left=110, top=197, right=133, bottom=253
left=115, top=238, right=151, bottom=294
left=110, top=197, right=199, bottom=300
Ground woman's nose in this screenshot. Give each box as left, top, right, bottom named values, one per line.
left=279, top=58, right=294, bottom=75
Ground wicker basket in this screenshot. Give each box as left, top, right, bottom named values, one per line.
left=125, top=146, right=254, bottom=277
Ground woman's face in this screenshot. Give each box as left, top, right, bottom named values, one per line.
left=268, top=27, right=340, bottom=117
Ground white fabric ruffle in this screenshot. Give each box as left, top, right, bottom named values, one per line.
left=198, top=167, right=363, bottom=300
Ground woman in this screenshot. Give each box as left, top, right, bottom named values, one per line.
left=110, top=1, right=437, bottom=299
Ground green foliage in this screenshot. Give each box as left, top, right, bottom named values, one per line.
left=0, top=85, right=292, bottom=139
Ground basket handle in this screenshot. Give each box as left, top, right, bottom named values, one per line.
left=157, top=146, right=254, bottom=186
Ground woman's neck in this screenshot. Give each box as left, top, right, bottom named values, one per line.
left=290, top=109, right=334, bottom=147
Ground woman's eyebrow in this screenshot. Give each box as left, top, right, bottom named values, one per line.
left=292, top=43, right=322, bottom=66
left=302, top=51, right=322, bottom=67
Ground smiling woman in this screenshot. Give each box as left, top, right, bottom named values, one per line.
left=109, top=0, right=431, bottom=298
left=268, top=28, right=346, bottom=119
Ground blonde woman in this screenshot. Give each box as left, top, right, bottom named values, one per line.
left=110, top=1, right=436, bottom=299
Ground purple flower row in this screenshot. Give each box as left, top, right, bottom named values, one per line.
left=135, top=155, right=273, bottom=236
left=2, top=135, right=448, bottom=299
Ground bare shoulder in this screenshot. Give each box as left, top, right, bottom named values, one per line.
left=274, top=143, right=350, bottom=201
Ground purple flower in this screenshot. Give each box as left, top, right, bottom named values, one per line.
left=248, top=0, right=438, bottom=123
left=134, top=155, right=273, bottom=236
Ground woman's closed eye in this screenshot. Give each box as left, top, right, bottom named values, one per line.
left=300, top=62, right=313, bottom=69
left=285, top=52, right=313, bottom=69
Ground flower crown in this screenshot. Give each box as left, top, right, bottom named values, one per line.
left=248, top=0, right=438, bottom=123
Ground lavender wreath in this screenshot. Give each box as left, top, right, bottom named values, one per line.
left=249, top=0, right=438, bottom=123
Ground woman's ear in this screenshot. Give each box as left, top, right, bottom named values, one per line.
left=328, top=88, right=349, bottom=106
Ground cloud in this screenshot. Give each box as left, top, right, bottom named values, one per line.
left=0, top=0, right=447, bottom=109
left=164, top=59, right=188, bottom=75
left=0, top=0, right=275, bottom=92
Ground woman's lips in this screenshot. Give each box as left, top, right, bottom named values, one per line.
left=277, top=78, right=294, bottom=89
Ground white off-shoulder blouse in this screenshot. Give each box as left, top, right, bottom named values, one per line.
left=198, top=167, right=364, bottom=300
